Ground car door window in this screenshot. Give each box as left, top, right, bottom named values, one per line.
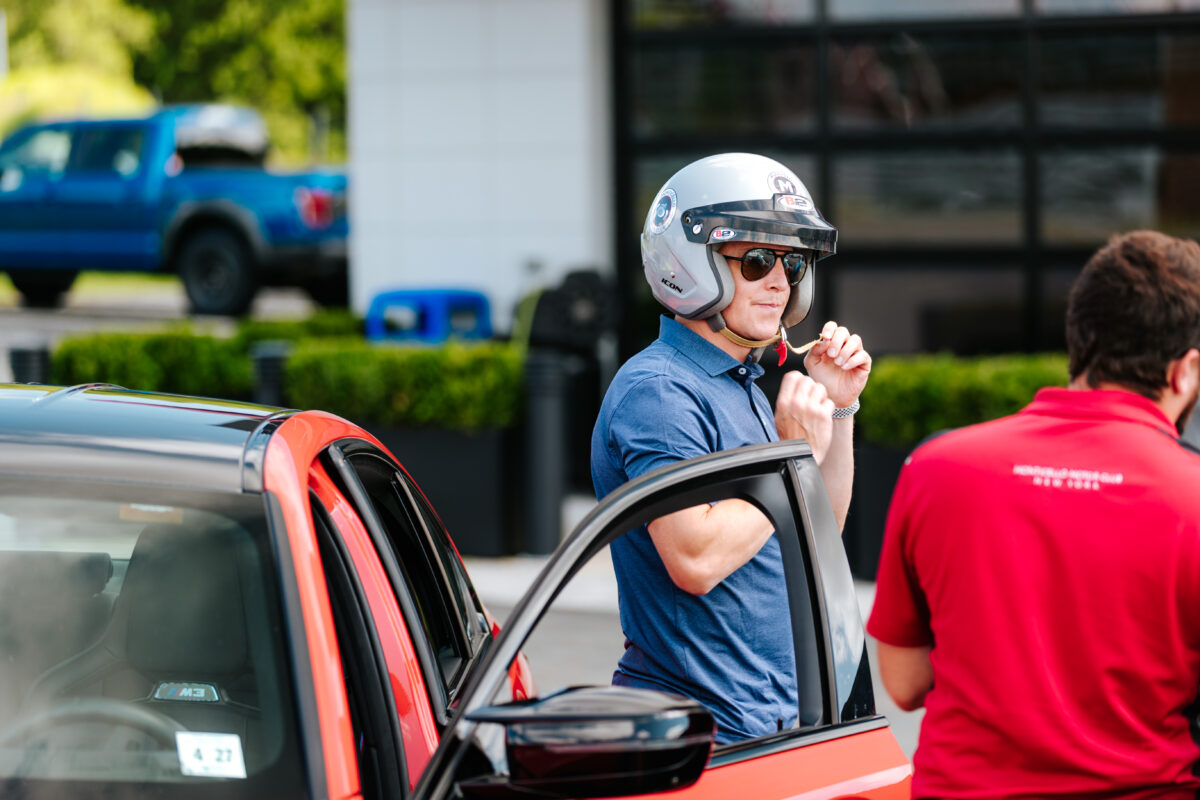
left=412, top=442, right=902, bottom=800
left=68, top=126, right=144, bottom=176
left=321, top=444, right=482, bottom=721
left=346, top=455, right=467, bottom=685
left=391, top=472, right=490, bottom=653
left=0, top=128, right=70, bottom=174
left=495, top=475, right=827, bottom=734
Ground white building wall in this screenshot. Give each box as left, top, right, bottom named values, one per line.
left=348, top=0, right=612, bottom=333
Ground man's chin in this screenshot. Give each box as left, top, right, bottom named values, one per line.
left=750, top=318, right=784, bottom=340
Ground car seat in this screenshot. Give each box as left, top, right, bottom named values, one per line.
left=23, top=522, right=284, bottom=767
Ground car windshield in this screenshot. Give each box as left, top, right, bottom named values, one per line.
left=0, top=480, right=306, bottom=799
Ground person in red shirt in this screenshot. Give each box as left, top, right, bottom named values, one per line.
left=868, top=230, right=1200, bottom=799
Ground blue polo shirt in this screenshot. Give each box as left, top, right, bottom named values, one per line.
left=590, top=316, right=796, bottom=743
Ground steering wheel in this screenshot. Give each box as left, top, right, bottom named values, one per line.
left=0, top=697, right=188, bottom=748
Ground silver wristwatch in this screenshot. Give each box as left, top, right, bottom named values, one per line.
left=832, top=398, right=860, bottom=419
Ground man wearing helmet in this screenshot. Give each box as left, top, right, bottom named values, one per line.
left=591, top=153, right=871, bottom=742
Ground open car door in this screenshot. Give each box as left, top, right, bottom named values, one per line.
left=414, top=439, right=911, bottom=800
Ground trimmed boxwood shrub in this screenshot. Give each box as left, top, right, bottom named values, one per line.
left=49, top=311, right=363, bottom=401
left=51, top=329, right=253, bottom=399
left=283, top=339, right=524, bottom=431
left=50, top=317, right=525, bottom=431
left=229, top=309, right=363, bottom=351
left=856, top=352, right=1069, bottom=450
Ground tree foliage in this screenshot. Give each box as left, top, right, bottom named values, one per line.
left=1, top=0, right=154, bottom=77
left=126, top=0, right=346, bottom=164
left=0, top=0, right=156, bottom=136
left=0, top=0, right=346, bottom=164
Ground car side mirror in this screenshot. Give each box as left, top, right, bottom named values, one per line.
left=460, top=685, right=714, bottom=799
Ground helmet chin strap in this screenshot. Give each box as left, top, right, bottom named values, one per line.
left=707, top=313, right=779, bottom=364
left=708, top=313, right=781, bottom=348
left=708, top=316, right=815, bottom=365
left=718, top=326, right=782, bottom=349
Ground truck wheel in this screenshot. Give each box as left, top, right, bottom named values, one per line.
left=7, top=270, right=78, bottom=309
left=177, top=229, right=257, bottom=316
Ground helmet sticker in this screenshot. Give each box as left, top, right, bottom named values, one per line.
left=711, top=228, right=737, bottom=241
left=778, top=194, right=814, bottom=212
left=768, top=172, right=798, bottom=196
left=648, top=188, right=677, bottom=235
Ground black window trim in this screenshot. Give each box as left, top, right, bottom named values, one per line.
left=323, top=439, right=464, bottom=726
left=390, top=469, right=490, bottom=654
left=708, top=715, right=893, bottom=768
left=388, top=473, right=473, bottom=648
left=346, top=451, right=473, bottom=692
left=342, top=446, right=492, bottom=707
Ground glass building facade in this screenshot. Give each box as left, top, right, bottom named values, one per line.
left=614, top=0, right=1200, bottom=357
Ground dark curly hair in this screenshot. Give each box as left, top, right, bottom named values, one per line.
left=1067, top=230, right=1200, bottom=399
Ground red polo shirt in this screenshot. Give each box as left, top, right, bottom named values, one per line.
left=869, top=388, right=1200, bottom=799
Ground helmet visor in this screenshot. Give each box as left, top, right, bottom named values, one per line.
left=680, top=198, right=837, bottom=257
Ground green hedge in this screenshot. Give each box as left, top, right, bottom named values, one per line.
left=51, top=329, right=253, bottom=399
left=284, top=339, right=524, bottom=431
left=49, top=311, right=524, bottom=430
left=53, top=319, right=1065, bottom=442
left=228, top=309, right=362, bottom=352
left=856, top=353, right=1069, bottom=450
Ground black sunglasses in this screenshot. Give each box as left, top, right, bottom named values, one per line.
left=726, top=248, right=812, bottom=285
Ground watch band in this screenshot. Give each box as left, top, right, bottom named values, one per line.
left=832, top=398, right=860, bottom=419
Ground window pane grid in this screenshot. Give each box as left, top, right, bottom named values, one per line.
left=619, top=1, right=1200, bottom=354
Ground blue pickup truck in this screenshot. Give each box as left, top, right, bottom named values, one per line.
left=0, top=105, right=348, bottom=315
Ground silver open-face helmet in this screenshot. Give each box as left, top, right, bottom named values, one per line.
left=641, top=153, right=837, bottom=340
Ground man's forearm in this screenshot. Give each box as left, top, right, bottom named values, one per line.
left=876, top=641, right=933, bottom=711
left=818, top=417, right=854, bottom=532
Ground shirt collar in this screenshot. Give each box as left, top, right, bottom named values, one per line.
left=1024, top=386, right=1178, bottom=437
left=658, top=316, right=764, bottom=383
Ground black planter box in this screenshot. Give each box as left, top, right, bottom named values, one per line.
left=843, top=440, right=909, bottom=581
left=370, top=426, right=523, bottom=558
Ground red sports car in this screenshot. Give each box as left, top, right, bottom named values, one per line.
left=0, top=383, right=909, bottom=799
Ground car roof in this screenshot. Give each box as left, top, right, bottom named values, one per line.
left=0, top=384, right=293, bottom=493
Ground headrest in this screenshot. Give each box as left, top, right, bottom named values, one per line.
left=0, top=551, right=113, bottom=600
left=124, top=525, right=249, bottom=676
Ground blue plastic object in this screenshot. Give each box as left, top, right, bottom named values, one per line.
left=365, top=289, right=493, bottom=343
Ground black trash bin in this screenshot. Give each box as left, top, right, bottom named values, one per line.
left=520, top=270, right=618, bottom=552
left=10, top=344, right=51, bottom=384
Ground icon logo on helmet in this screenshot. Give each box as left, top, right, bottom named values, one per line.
left=660, top=276, right=683, bottom=294
left=648, top=188, right=677, bottom=235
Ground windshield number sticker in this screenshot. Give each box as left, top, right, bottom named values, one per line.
left=175, top=731, right=247, bottom=779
